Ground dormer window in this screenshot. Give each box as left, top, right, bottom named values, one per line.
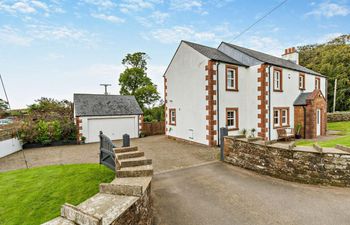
left=273, top=68, right=283, bottom=92
left=226, top=65, right=238, bottom=91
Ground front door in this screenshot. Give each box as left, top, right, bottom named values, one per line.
left=316, top=109, right=321, bottom=136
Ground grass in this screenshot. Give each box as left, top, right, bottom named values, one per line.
left=296, top=121, right=350, bottom=147
left=0, top=164, right=115, bottom=225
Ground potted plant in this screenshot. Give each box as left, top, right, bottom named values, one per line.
left=251, top=128, right=256, bottom=138
left=81, top=136, right=86, bottom=144
left=241, top=128, right=247, bottom=137
left=295, top=123, right=302, bottom=139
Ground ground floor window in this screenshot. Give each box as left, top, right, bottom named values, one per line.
left=169, top=109, right=176, bottom=125
left=273, top=107, right=290, bottom=128
left=226, top=108, right=239, bottom=130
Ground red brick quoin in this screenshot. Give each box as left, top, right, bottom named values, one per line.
left=257, top=64, right=269, bottom=140
left=206, top=60, right=217, bottom=146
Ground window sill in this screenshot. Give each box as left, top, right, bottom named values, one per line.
left=226, top=88, right=239, bottom=92
left=273, top=89, right=283, bottom=92
left=273, top=125, right=290, bottom=129
left=227, top=127, right=239, bottom=131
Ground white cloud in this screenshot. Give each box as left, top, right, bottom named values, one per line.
left=0, top=24, right=96, bottom=47
left=0, top=25, right=32, bottom=46
left=137, top=10, right=169, bottom=27
left=235, top=35, right=284, bottom=57
left=318, top=32, right=343, bottom=43
left=170, top=0, right=202, bottom=11
left=81, top=0, right=116, bottom=9
left=147, top=23, right=236, bottom=44
left=91, top=13, right=125, bottom=23
left=119, top=0, right=163, bottom=13
left=306, top=1, right=350, bottom=17
left=0, top=0, right=64, bottom=16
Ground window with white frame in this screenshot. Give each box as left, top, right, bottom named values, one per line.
left=273, top=68, right=283, bottom=91
left=169, top=109, right=176, bottom=125
left=273, top=108, right=290, bottom=128
left=226, top=66, right=238, bottom=91
left=226, top=108, right=238, bottom=130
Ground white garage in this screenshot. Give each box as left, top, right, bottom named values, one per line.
left=74, top=94, right=143, bottom=143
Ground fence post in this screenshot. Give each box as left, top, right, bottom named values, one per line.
left=220, top=127, right=228, bottom=161
left=123, top=134, right=130, bottom=147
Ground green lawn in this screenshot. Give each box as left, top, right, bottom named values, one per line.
left=296, top=121, right=350, bottom=147
left=0, top=164, right=114, bottom=225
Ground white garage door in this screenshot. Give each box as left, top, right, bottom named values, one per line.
left=87, top=116, right=138, bottom=143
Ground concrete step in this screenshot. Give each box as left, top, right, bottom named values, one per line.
left=61, top=193, right=138, bottom=225
left=41, top=216, right=75, bottom=225
left=114, top=146, right=138, bottom=154
left=116, top=151, right=144, bottom=160
left=100, top=176, right=152, bottom=197
left=116, top=165, right=153, bottom=178
left=119, top=157, right=152, bottom=168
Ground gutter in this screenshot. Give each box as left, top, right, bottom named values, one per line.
left=216, top=62, right=221, bottom=146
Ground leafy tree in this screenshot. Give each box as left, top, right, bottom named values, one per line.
left=144, top=103, right=165, bottom=122
left=0, top=99, right=9, bottom=111
left=119, top=52, right=160, bottom=109
left=298, top=34, right=350, bottom=112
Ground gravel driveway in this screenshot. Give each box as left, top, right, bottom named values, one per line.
left=0, top=135, right=218, bottom=173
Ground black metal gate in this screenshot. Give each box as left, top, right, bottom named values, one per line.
left=99, top=131, right=116, bottom=171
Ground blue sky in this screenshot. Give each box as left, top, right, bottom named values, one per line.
left=0, top=0, right=349, bottom=109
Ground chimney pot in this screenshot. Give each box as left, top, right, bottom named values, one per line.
left=284, top=49, right=288, bottom=54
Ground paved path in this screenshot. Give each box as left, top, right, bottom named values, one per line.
left=0, top=135, right=218, bottom=173
left=153, top=162, right=350, bottom=225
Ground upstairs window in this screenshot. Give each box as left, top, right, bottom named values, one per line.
left=273, top=68, right=283, bottom=92
left=315, top=77, right=320, bottom=90
left=226, top=65, right=238, bottom=91
left=169, top=109, right=176, bottom=126
left=299, top=73, right=305, bottom=90
left=226, top=108, right=239, bottom=130
left=273, top=107, right=290, bottom=128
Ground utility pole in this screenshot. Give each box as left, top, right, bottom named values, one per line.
left=100, top=84, right=111, bottom=95
left=333, top=79, right=337, bottom=113
left=0, top=73, right=10, bottom=109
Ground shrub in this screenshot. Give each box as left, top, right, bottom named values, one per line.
left=35, top=120, right=51, bottom=145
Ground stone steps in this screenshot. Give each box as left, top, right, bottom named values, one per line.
left=114, top=146, right=138, bottom=154
left=118, top=156, right=152, bottom=168
left=61, top=193, right=138, bottom=225
left=100, top=176, right=152, bottom=197
left=116, top=151, right=144, bottom=160
left=42, top=217, right=75, bottom=225
left=116, top=164, right=153, bottom=178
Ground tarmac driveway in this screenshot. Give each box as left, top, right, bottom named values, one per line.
left=153, top=162, right=350, bottom=225
left=0, top=135, right=218, bottom=173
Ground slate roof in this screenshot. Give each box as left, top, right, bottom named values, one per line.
left=293, top=92, right=313, bottom=106
left=183, top=41, right=247, bottom=66
left=74, top=94, right=143, bottom=117
left=221, top=42, right=324, bottom=77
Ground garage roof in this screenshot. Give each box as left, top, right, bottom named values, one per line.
left=74, top=94, right=143, bottom=117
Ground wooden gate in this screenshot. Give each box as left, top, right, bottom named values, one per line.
left=142, top=121, right=165, bottom=136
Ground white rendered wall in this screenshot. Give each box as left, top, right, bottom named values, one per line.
left=268, top=66, right=327, bottom=140
left=0, top=138, right=22, bottom=158
left=165, top=42, right=209, bottom=145
left=217, top=64, right=260, bottom=140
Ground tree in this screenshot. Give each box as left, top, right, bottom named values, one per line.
left=0, top=99, right=9, bottom=111
left=119, top=52, right=160, bottom=109
left=298, top=34, right=350, bottom=112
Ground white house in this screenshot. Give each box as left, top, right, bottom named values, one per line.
left=164, top=41, right=327, bottom=146
left=73, top=94, right=143, bottom=143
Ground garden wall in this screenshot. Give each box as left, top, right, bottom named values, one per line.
left=327, top=112, right=350, bottom=122
left=0, top=138, right=22, bottom=158
left=224, top=137, right=350, bottom=187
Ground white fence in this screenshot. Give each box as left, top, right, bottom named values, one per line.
left=0, top=138, right=22, bottom=158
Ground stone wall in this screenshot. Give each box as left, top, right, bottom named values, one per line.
left=224, top=137, right=350, bottom=187
left=328, top=112, right=350, bottom=122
